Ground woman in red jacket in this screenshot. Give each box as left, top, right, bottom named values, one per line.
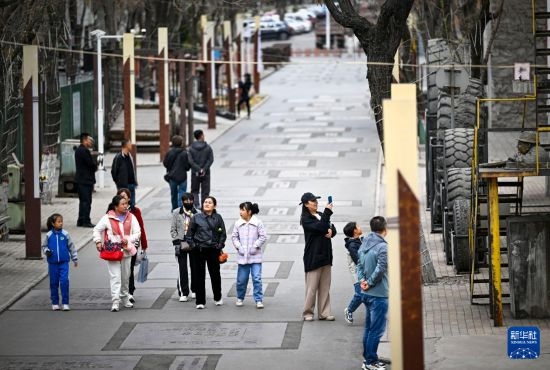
left=117, top=188, right=148, bottom=304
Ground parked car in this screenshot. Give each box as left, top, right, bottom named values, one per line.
left=285, top=18, right=305, bottom=34
left=284, top=13, right=312, bottom=33
left=260, top=20, right=291, bottom=41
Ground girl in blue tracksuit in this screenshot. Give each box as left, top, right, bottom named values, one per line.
left=41, top=213, right=78, bottom=311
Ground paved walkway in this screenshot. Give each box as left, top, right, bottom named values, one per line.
left=1, top=56, right=550, bottom=370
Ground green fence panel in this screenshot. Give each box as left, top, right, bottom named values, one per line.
left=60, top=79, right=95, bottom=141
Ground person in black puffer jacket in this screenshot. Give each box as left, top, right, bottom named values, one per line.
left=299, top=192, right=337, bottom=322
left=163, top=135, right=191, bottom=211
left=185, top=196, right=226, bottom=309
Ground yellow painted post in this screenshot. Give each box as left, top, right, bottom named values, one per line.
left=384, top=83, right=423, bottom=370
left=488, top=177, right=503, bottom=326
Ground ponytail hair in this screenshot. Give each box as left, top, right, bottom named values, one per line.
left=46, top=213, right=63, bottom=230
left=239, top=201, right=260, bottom=215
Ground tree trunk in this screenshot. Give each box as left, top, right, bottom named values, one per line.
left=366, top=52, right=394, bottom=151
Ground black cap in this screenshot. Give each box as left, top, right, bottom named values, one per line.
left=299, top=192, right=321, bottom=205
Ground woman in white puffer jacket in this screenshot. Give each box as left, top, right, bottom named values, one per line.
left=93, top=195, right=140, bottom=312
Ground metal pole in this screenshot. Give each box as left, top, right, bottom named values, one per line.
left=97, top=36, right=105, bottom=188
left=325, top=6, right=330, bottom=50
left=488, top=178, right=503, bottom=326
left=450, top=64, right=455, bottom=129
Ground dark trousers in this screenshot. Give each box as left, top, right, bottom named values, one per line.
left=191, top=173, right=211, bottom=208
left=76, top=183, right=93, bottom=225
left=129, top=253, right=137, bottom=295
left=237, top=97, right=250, bottom=117
left=177, top=251, right=195, bottom=297
left=191, top=247, right=222, bottom=305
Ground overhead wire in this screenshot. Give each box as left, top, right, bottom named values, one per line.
left=0, top=38, right=530, bottom=70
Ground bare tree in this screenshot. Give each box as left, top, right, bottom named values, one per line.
left=324, top=0, right=414, bottom=151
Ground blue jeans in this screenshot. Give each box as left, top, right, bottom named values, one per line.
left=49, top=262, right=70, bottom=305
left=347, top=282, right=365, bottom=313
left=363, top=296, right=388, bottom=365
left=236, top=263, right=263, bottom=302
left=169, top=180, right=187, bottom=211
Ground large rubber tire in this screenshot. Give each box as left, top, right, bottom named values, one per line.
left=455, top=78, right=485, bottom=129
left=445, top=167, right=472, bottom=209
left=437, top=92, right=452, bottom=131
left=443, top=167, right=472, bottom=265
left=444, top=128, right=474, bottom=170
left=452, top=198, right=471, bottom=273
left=427, top=39, right=450, bottom=115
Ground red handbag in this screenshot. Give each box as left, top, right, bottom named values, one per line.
left=100, top=241, right=124, bottom=261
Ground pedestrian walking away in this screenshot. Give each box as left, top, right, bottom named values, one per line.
left=111, top=139, right=138, bottom=208
left=358, top=216, right=389, bottom=370
left=185, top=196, right=226, bottom=309
left=188, top=130, right=214, bottom=208
left=93, top=195, right=140, bottom=312
left=116, top=188, right=148, bottom=304
left=171, top=192, right=198, bottom=302
left=74, top=133, right=97, bottom=228
left=231, top=202, right=267, bottom=308
left=343, top=221, right=365, bottom=324
left=299, top=192, right=337, bottom=321
left=237, top=73, right=252, bottom=119
left=163, top=135, right=191, bottom=211
left=42, top=213, right=78, bottom=311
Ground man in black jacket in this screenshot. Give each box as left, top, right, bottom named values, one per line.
left=74, top=133, right=97, bottom=227
left=188, top=130, right=214, bottom=208
left=111, top=139, right=138, bottom=207
left=163, top=135, right=191, bottom=211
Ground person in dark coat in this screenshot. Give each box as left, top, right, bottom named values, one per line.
left=163, top=135, right=191, bottom=211
left=185, top=196, right=226, bottom=309
left=237, top=73, right=252, bottom=118
left=299, top=192, right=336, bottom=321
left=111, top=139, right=137, bottom=208
left=188, top=130, right=214, bottom=208
left=74, top=133, right=97, bottom=227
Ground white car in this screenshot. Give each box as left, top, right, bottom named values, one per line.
left=285, top=18, right=305, bottom=34
left=284, top=13, right=312, bottom=33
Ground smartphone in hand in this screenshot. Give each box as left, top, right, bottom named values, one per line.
left=328, top=195, right=333, bottom=204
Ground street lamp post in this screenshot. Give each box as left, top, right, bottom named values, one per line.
left=91, top=29, right=106, bottom=188
left=92, top=29, right=144, bottom=188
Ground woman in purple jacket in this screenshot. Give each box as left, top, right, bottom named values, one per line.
left=231, top=202, right=268, bottom=308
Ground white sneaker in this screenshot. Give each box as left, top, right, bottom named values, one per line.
left=256, top=302, right=264, bottom=309
left=52, top=304, right=60, bottom=311
left=111, top=303, right=119, bottom=312
left=236, top=299, right=244, bottom=307
left=62, top=304, right=70, bottom=311
left=128, top=294, right=135, bottom=303
left=196, top=304, right=205, bottom=309
left=124, top=300, right=134, bottom=308
left=190, top=292, right=196, bottom=299
left=214, top=299, right=223, bottom=306
left=179, top=296, right=188, bottom=302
